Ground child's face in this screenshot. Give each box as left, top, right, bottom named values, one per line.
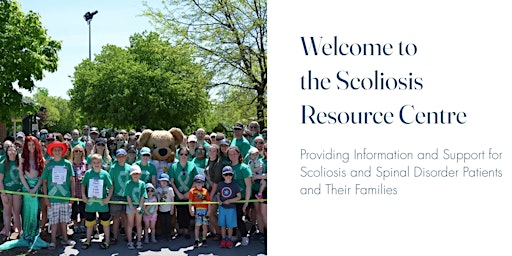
left=92, top=158, right=102, bottom=170
left=159, top=180, right=168, bottom=188
left=147, top=187, right=154, bottom=195
left=194, top=181, right=204, bottom=189
left=131, top=173, right=140, bottom=181
left=250, top=152, right=259, bottom=160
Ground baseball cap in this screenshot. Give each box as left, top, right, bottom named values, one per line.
left=194, top=174, right=205, bottom=182
left=219, top=139, right=230, bottom=146
left=188, top=135, right=197, bottom=142
left=158, top=173, right=170, bottom=182
left=222, top=166, right=234, bottom=175
left=232, top=122, right=244, bottom=130
left=145, top=183, right=155, bottom=190
left=130, top=165, right=142, bottom=175
left=127, top=145, right=137, bottom=153
left=40, top=129, right=48, bottom=134
left=140, top=147, right=151, bottom=155
left=16, top=132, right=25, bottom=138
left=116, top=148, right=127, bottom=156
left=90, top=127, right=99, bottom=134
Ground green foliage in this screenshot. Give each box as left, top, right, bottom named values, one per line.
left=32, top=88, right=75, bottom=133
left=0, top=0, right=61, bottom=121
left=69, top=32, right=211, bottom=131
left=144, top=0, right=267, bottom=127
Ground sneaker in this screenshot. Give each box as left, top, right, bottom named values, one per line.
left=127, top=242, right=135, bottom=250
left=151, top=237, right=158, bottom=244
left=242, top=237, right=249, bottom=246
left=144, top=236, right=149, bottom=244
left=220, top=239, right=227, bottom=248
left=225, top=239, right=234, bottom=249
left=194, top=240, right=200, bottom=248
left=135, top=241, right=143, bottom=249
left=201, top=239, right=208, bottom=247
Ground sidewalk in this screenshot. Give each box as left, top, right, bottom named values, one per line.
left=0, top=228, right=267, bottom=256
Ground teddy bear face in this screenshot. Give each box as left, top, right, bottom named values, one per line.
left=138, top=128, right=185, bottom=163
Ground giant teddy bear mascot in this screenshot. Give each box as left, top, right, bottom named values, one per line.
left=138, top=127, right=185, bottom=238
left=138, top=127, right=185, bottom=178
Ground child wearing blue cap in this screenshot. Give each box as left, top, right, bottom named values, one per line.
left=156, top=173, right=175, bottom=240
left=215, top=166, right=241, bottom=249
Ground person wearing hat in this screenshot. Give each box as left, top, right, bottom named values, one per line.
left=188, top=174, right=211, bottom=248
left=42, top=141, right=76, bottom=249
left=142, top=183, right=158, bottom=244
left=133, top=147, right=157, bottom=186
left=190, top=175, right=210, bottom=244
left=214, top=166, right=241, bottom=249
left=226, top=146, right=252, bottom=246
left=89, top=127, right=100, bottom=142
left=16, top=132, right=25, bottom=144
left=156, top=173, right=175, bottom=241
left=187, top=135, right=198, bottom=161
left=124, top=165, right=147, bottom=250
left=230, top=122, right=251, bottom=156
left=126, top=145, right=138, bottom=165
left=169, top=147, right=199, bottom=239
left=219, top=139, right=231, bottom=166
left=109, top=148, right=131, bottom=245
left=80, top=153, right=113, bottom=250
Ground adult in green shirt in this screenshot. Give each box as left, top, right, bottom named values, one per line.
left=170, top=147, right=198, bottom=239
left=230, top=122, right=251, bottom=156
left=227, top=146, right=252, bottom=246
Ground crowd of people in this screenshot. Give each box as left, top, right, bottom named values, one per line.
left=0, top=121, right=267, bottom=252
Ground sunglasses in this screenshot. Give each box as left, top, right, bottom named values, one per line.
left=147, top=189, right=154, bottom=192
left=74, top=150, right=83, bottom=153
left=116, top=139, right=124, bottom=142
left=64, top=138, right=71, bottom=141
left=223, top=173, right=233, bottom=176
left=96, top=143, right=105, bottom=146
left=179, top=153, right=188, bottom=156
left=196, top=149, right=205, bottom=153
left=195, top=181, right=204, bottom=184
left=255, top=141, right=264, bottom=144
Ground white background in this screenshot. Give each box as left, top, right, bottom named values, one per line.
left=268, top=1, right=511, bottom=255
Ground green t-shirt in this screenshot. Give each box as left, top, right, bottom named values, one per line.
left=193, top=157, right=207, bottom=171
left=169, top=161, right=198, bottom=197
left=71, top=141, right=85, bottom=150
left=134, top=160, right=157, bottom=184
left=109, top=162, right=131, bottom=197
left=0, top=160, right=22, bottom=191
left=124, top=179, right=147, bottom=204
left=231, top=163, right=252, bottom=195
left=42, top=158, right=74, bottom=203
left=81, top=169, right=112, bottom=212
left=230, top=137, right=251, bottom=156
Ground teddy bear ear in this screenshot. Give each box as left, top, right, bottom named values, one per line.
left=168, top=127, right=184, bottom=145
left=139, top=129, right=153, bottom=147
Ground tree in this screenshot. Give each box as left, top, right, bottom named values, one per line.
left=69, top=32, right=211, bottom=131
left=0, top=0, right=61, bottom=121
left=32, top=88, right=75, bottom=133
left=144, top=0, right=267, bottom=127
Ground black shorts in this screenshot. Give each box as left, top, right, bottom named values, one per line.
left=85, top=211, right=110, bottom=222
